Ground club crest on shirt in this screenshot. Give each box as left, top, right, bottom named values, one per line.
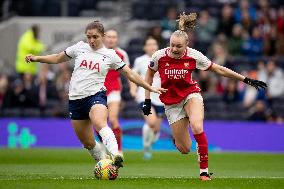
left=165, top=63, right=170, bottom=67
left=184, top=63, right=189, bottom=68
left=149, top=61, right=155, bottom=67
left=102, top=55, right=107, bottom=61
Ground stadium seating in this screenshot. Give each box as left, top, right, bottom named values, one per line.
left=1, top=0, right=284, bottom=122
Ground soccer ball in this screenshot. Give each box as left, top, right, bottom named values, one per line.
left=94, top=159, right=118, bottom=180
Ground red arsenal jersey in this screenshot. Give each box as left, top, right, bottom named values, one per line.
left=104, top=50, right=124, bottom=95
left=148, top=47, right=213, bottom=105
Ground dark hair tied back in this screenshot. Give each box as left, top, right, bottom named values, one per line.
left=85, top=20, right=104, bottom=35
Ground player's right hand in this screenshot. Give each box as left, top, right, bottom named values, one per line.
left=150, top=87, right=167, bottom=94
left=142, top=99, right=152, bottom=116
left=25, top=54, right=36, bottom=63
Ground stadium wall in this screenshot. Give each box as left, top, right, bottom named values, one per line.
left=0, top=118, right=283, bottom=152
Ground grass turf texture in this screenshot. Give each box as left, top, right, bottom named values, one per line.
left=0, top=149, right=284, bottom=189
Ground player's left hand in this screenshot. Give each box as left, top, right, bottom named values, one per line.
left=243, top=77, right=267, bottom=90
left=150, top=87, right=167, bottom=94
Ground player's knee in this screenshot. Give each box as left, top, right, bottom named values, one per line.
left=149, top=125, right=159, bottom=133
left=147, top=121, right=156, bottom=129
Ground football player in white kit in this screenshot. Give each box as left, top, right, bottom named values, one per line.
left=25, top=21, right=167, bottom=172
left=130, top=37, right=165, bottom=159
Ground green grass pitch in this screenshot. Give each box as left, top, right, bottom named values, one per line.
left=0, top=149, right=284, bottom=189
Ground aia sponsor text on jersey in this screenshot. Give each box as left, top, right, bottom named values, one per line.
left=79, top=60, right=100, bottom=72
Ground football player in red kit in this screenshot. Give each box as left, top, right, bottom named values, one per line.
left=142, top=13, right=267, bottom=181
left=104, top=29, right=130, bottom=154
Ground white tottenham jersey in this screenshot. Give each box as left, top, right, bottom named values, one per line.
left=65, top=41, right=126, bottom=100
left=132, top=54, right=163, bottom=106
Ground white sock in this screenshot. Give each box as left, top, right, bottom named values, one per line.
left=99, top=141, right=108, bottom=156
left=142, top=124, right=152, bottom=149
left=88, top=140, right=106, bottom=162
left=147, top=126, right=156, bottom=145
left=99, top=126, right=119, bottom=157
left=200, top=168, right=208, bottom=174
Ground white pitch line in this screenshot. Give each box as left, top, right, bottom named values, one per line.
left=0, top=176, right=284, bottom=180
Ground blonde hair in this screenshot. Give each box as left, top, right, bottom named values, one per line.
left=172, top=12, right=197, bottom=42
left=177, top=12, right=197, bottom=31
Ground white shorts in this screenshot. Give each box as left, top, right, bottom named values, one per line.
left=107, top=91, right=121, bottom=104
left=164, top=93, right=203, bottom=125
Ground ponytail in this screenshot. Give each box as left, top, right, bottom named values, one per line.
left=177, top=12, right=197, bottom=31
left=172, top=12, right=197, bottom=42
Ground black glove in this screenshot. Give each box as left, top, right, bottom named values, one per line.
left=243, top=77, right=267, bottom=90
left=142, top=99, right=152, bottom=116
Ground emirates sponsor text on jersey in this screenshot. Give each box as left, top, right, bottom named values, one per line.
left=164, top=68, right=189, bottom=79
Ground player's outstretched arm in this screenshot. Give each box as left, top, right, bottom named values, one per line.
left=209, top=63, right=267, bottom=90
left=144, top=68, right=155, bottom=99
left=25, top=51, right=70, bottom=64
left=119, top=65, right=167, bottom=94
left=141, top=68, right=157, bottom=116
left=129, top=80, right=138, bottom=98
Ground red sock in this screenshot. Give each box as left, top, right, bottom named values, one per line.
left=193, top=132, right=208, bottom=169
left=112, top=127, right=122, bottom=151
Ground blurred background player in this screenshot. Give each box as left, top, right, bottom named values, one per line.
left=142, top=13, right=267, bottom=181
left=25, top=20, right=166, bottom=171
left=103, top=29, right=130, bottom=154
left=130, top=37, right=164, bottom=160
left=15, top=24, right=46, bottom=76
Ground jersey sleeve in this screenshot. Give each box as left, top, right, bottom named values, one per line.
left=64, top=41, right=82, bottom=59
left=110, top=50, right=126, bottom=70
left=193, top=49, right=213, bottom=71
left=148, top=51, right=160, bottom=72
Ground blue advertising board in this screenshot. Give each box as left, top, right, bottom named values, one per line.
left=0, top=118, right=283, bottom=152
